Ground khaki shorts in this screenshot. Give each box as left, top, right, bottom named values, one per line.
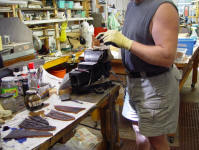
left=122, top=67, right=180, bottom=137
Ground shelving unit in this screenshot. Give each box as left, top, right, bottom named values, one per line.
left=0, top=5, right=17, bottom=17
left=1, top=0, right=92, bottom=51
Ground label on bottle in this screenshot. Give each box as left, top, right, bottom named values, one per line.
left=1, top=87, right=18, bottom=97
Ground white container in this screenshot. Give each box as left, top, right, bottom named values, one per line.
left=176, top=48, right=187, bottom=61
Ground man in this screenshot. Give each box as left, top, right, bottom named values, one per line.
left=97, top=0, right=179, bottom=150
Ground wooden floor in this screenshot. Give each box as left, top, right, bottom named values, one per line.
left=118, top=102, right=199, bottom=150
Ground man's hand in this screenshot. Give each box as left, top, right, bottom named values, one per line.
left=96, top=30, right=133, bottom=50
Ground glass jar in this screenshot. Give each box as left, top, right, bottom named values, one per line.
left=1, top=76, right=18, bottom=97
left=0, top=93, right=17, bottom=113
left=24, top=90, right=43, bottom=111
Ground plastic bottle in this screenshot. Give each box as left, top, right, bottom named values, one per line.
left=22, top=66, right=29, bottom=77
left=28, top=69, right=38, bottom=90
left=190, top=26, right=198, bottom=40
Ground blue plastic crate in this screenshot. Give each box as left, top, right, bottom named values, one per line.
left=178, top=38, right=196, bottom=55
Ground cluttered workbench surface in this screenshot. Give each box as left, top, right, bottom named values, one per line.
left=1, top=83, right=120, bottom=150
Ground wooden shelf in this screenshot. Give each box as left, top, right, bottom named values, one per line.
left=58, top=8, right=83, bottom=11
left=67, top=17, right=93, bottom=21
left=23, top=19, right=66, bottom=25
left=23, top=17, right=93, bottom=25
left=20, top=8, right=55, bottom=11
left=0, top=9, right=12, bottom=13
left=17, top=0, right=92, bottom=51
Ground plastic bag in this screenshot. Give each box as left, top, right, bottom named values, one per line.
left=81, top=21, right=94, bottom=48
left=108, top=13, right=120, bottom=31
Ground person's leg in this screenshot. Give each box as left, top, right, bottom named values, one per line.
left=148, top=135, right=170, bottom=150
left=132, top=123, right=150, bottom=150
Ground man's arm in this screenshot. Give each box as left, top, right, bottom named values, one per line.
left=129, top=3, right=179, bottom=67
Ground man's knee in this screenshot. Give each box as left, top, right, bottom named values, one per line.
left=132, top=123, right=150, bottom=149
left=148, top=135, right=170, bottom=150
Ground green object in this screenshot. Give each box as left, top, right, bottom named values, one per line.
left=61, top=46, right=72, bottom=51
left=81, top=11, right=86, bottom=18
left=65, top=1, right=74, bottom=9
left=1, top=87, right=18, bottom=98
left=108, top=13, right=120, bottom=31
left=57, top=0, right=65, bottom=8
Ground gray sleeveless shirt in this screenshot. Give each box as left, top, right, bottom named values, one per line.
left=121, top=0, right=178, bottom=73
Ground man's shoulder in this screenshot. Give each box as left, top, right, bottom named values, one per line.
left=156, top=2, right=178, bottom=19
left=158, top=1, right=178, bottom=13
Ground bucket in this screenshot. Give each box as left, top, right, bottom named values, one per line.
left=48, top=68, right=66, bottom=78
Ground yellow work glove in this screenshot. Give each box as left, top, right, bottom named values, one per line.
left=96, top=30, right=133, bottom=50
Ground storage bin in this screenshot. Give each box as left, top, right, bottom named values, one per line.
left=48, top=67, right=66, bottom=78
left=57, top=0, right=65, bottom=8
left=178, top=38, right=196, bottom=55
left=65, top=1, right=74, bottom=9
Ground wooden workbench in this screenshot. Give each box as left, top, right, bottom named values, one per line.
left=2, top=84, right=120, bottom=150
left=38, top=84, right=120, bottom=150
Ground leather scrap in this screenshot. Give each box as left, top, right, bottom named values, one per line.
left=29, top=110, right=45, bottom=117
left=29, top=116, right=49, bottom=125
left=46, top=110, right=75, bottom=121
left=4, top=129, right=52, bottom=139
left=54, top=105, right=85, bottom=114
left=19, top=118, right=55, bottom=131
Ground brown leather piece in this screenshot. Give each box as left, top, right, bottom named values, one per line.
left=29, top=110, right=45, bottom=117
left=4, top=129, right=52, bottom=139
left=19, top=118, right=56, bottom=131
left=29, top=116, right=49, bottom=125
left=46, top=110, right=75, bottom=121
left=54, top=105, right=85, bottom=114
